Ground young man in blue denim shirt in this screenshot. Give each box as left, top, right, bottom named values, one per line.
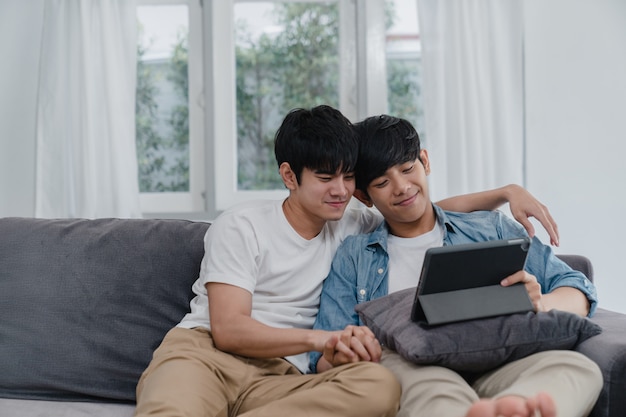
left=311, top=115, right=602, bottom=417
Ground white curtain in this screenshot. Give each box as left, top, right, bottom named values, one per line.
left=417, top=0, right=525, bottom=201
left=35, top=0, right=141, bottom=218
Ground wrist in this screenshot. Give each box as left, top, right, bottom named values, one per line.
left=501, top=183, right=516, bottom=200
left=500, top=184, right=523, bottom=205
left=308, top=329, right=326, bottom=353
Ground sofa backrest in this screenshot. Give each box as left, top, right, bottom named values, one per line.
left=0, top=217, right=210, bottom=403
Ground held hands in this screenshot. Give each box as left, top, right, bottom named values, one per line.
left=321, top=325, right=382, bottom=369
left=505, top=184, right=559, bottom=246
left=501, top=271, right=546, bottom=313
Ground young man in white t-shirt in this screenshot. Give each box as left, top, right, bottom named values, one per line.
left=135, top=105, right=561, bottom=417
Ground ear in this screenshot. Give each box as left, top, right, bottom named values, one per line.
left=420, top=149, right=431, bottom=175
left=354, top=189, right=373, bottom=207
left=279, top=162, right=297, bottom=190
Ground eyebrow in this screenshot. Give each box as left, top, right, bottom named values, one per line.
left=313, top=168, right=353, bottom=175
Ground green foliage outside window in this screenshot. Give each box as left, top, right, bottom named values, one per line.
left=135, top=1, right=422, bottom=193
left=135, top=28, right=190, bottom=193
left=235, top=2, right=422, bottom=190
left=235, top=3, right=340, bottom=190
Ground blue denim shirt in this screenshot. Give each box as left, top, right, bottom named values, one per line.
left=309, top=204, right=598, bottom=373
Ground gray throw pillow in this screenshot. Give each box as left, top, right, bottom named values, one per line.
left=355, top=287, right=602, bottom=372
left=0, top=217, right=210, bottom=402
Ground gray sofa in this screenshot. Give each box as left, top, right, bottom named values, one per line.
left=0, top=217, right=624, bottom=417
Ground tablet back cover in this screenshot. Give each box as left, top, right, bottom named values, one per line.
left=411, top=238, right=533, bottom=325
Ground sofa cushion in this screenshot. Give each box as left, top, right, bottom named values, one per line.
left=355, top=287, right=602, bottom=373
left=0, top=217, right=210, bottom=402
left=575, top=308, right=626, bottom=417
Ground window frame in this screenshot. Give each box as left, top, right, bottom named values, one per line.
left=206, top=0, right=388, bottom=213
left=136, top=0, right=206, bottom=214
left=137, top=0, right=391, bottom=217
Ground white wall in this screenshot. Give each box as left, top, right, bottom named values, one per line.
left=524, top=0, right=626, bottom=313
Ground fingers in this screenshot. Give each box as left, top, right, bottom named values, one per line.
left=322, top=334, right=355, bottom=367
left=501, top=271, right=545, bottom=312
left=534, top=206, right=560, bottom=247
left=339, top=326, right=360, bottom=362
left=500, top=270, right=527, bottom=286
left=508, top=187, right=560, bottom=246
left=351, top=332, right=382, bottom=363
left=501, top=271, right=539, bottom=290
left=342, top=325, right=381, bottom=362
left=517, top=217, right=536, bottom=239
left=322, top=325, right=383, bottom=369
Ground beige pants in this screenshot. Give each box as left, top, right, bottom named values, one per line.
left=135, top=327, right=401, bottom=417
left=381, top=348, right=602, bottom=417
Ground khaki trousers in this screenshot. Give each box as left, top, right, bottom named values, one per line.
left=135, top=327, right=401, bottom=417
left=381, top=348, right=602, bottom=417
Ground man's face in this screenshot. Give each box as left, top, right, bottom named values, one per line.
left=366, top=150, right=432, bottom=236
left=292, top=167, right=355, bottom=222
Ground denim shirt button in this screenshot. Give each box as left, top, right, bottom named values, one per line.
left=359, top=289, right=366, bottom=296
left=377, top=268, right=384, bottom=274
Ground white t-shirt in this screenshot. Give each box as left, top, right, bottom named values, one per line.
left=178, top=199, right=381, bottom=373
left=387, top=222, right=444, bottom=294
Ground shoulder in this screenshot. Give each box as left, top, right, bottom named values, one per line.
left=334, top=223, right=384, bottom=258
left=214, top=199, right=281, bottom=225
left=442, top=208, right=502, bottom=223
left=443, top=207, right=522, bottom=229
left=328, top=204, right=383, bottom=237
left=340, top=231, right=373, bottom=248
left=439, top=208, right=497, bottom=232
left=219, top=199, right=281, bottom=219
left=438, top=206, right=527, bottom=241
left=208, top=200, right=283, bottom=238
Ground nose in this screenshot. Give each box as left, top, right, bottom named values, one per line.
left=330, top=176, right=350, bottom=197
left=392, top=177, right=410, bottom=196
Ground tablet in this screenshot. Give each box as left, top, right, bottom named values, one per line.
left=410, top=237, right=534, bottom=325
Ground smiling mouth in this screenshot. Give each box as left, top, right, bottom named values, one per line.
left=327, top=201, right=347, bottom=208
left=395, top=192, right=418, bottom=206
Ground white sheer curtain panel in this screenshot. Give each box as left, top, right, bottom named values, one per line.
left=417, top=0, right=525, bottom=201
left=35, top=0, right=141, bottom=218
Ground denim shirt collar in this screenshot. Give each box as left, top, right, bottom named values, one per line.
left=364, top=204, right=457, bottom=253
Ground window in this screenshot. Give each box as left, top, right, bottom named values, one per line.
left=135, top=0, right=205, bottom=213
left=211, top=0, right=392, bottom=211
left=135, top=0, right=424, bottom=216
left=385, top=0, right=424, bottom=140
left=234, top=1, right=341, bottom=191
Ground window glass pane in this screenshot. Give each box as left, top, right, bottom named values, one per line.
left=385, top=0, right=425, bottom=139
left=234, top=1, right=340, bottom=191
left=136, top=5, right=189, bottom=193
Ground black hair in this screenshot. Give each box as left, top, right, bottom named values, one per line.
left=354, top=115, right=422, bottom=192
left=274, top=105, right=358, bottom=183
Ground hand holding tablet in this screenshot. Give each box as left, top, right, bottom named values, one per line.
left=411, top=238, right=534, bottom=325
